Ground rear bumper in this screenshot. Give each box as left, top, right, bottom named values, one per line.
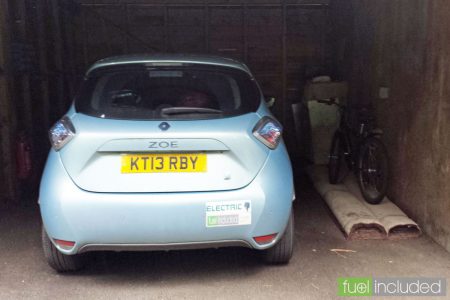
left=39, top=144, right=294, bottom=255
left=78, top=240, right=251, bottom=253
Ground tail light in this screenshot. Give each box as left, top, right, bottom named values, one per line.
left=253, top=116, right=282, bottom=149
left=49, top=116, right=76, bottom=151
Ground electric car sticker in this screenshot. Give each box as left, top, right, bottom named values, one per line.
left=205, top=200, right=252, bottom=227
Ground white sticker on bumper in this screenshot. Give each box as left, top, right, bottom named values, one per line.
left=205, top=200, right=252, bottom=227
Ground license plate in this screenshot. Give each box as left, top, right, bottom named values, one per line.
left=121, top=153, right=207, bottom=173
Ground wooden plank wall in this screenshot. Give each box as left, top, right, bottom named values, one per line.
left=0, top=0, right=80, bottom=206
left=0, top=0, right=16, bottom=206
left=74, top=1, right=330, bottom=127
left=0, top=0, right=331, bottom=206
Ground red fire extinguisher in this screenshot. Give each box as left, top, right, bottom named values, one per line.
left=16, top=132, right=32, bottom=180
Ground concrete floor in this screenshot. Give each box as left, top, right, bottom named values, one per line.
left=1, top=177, right=450, bottom=299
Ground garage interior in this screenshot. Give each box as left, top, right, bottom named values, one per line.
left=0, top=0, right=449, bottom=298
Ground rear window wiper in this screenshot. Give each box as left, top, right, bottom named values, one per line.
left=161, top=107, right=223, bottom=115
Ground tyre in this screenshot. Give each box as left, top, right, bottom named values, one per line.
left=328, top=131, right=344, bottom=184
left=41, top=226, right=85, bottom=272
left=262, top=210, right=294, bottom=264
left=357, top=137, right=389, bottom=204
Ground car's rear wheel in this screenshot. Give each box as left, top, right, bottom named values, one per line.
left=261, top=210, right=294, bottom=264
left=41, top=226, right=85, bottom=272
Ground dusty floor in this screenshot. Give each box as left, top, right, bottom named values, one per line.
left=1, top=176, right=450, bottom=299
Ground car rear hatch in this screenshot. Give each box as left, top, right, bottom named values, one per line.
left=54, top=61, right=278, bottom=193
left=59, top=113, right=269, bottom=193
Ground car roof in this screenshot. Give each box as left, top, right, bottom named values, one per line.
left=86, top=54, right=252, bottom=76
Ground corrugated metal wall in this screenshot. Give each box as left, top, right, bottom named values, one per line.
left=0, top=0, right=331, bottom=206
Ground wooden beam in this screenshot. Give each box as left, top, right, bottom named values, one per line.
left=50, top=0, right=66, bottom=115
left=204, top=4, right=209, bottom=53
left=282, top=0, right=287, bottom=126
left=125, top=4, right=130, bottom=53
left=164, top=6, right=169, bottom=52
left=82, top=6, right=89, bottom=67
left=0, top=0, right=17, bottom=206
left=243, top=4, right=248, bottom=61
left=63, top=6, right=78, bottom=100
left=52, top=1, right=78, bottom=100
left=15, top=0, right=33, bottom=132
left=35, top=0, right=50, bottom=131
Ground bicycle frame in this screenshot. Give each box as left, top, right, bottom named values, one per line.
left=329, top=100, right=380, bottom=172
left=325, top=98, right=388, bottom=204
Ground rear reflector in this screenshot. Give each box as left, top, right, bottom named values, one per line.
left=253, top=233, right=277, bottom=245
left=54, top=239, right=75, bottom=250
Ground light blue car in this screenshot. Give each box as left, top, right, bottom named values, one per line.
left=40, top=54, right=295, bottom=272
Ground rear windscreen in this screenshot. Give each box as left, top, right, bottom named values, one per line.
left=75, top=65, right=261, bottom=120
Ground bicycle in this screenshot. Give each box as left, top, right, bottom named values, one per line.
left=322, top=99, right=389, bottom=205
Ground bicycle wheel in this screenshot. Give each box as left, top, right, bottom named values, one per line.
left=357, top=137, right=389, bottom=204
left=328, top=131, right=344, bottom=184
